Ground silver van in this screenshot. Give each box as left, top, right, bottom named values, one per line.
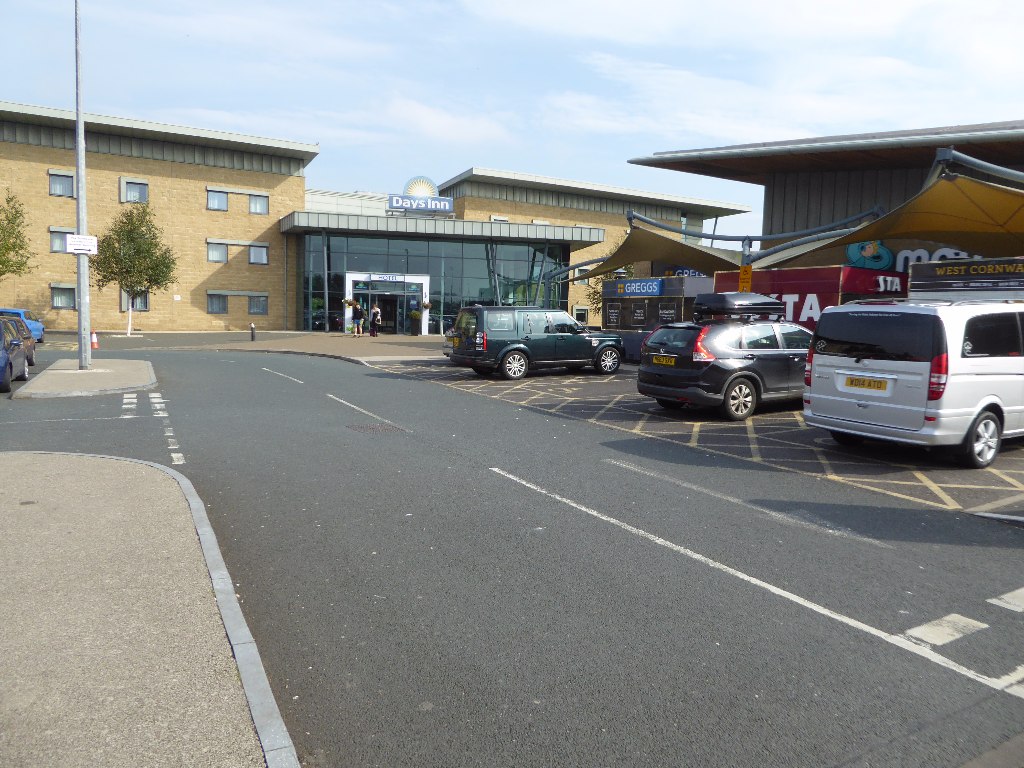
left=803, top=300, right=1024, bottom=468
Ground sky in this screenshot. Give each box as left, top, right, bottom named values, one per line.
left=4, top=0, right=1024, bottom=246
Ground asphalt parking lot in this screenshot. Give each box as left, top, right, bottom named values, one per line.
left=374, top=360, right=1024, bottom=522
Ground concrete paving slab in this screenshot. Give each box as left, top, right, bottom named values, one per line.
left=0, top=452, right=291, bottom=768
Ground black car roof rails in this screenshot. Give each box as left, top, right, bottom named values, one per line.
left=691, top=292, right=786, bottom=322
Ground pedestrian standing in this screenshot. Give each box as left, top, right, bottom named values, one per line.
left=352, top=302, right=365, bottom=337
left=369, top=304, right=381, bottom=337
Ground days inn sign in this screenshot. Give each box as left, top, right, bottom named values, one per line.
left=387, top=175, right=454, bottom=214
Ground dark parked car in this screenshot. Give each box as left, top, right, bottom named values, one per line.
left=447, top=305, right=624, bottom=380
left=0, top=316, right=29, bottom=393
left=0, top=307, right=44, bottom=342
left=637, top=292, right=812, bottom=420
left=2, top=315, right=36, bottom=366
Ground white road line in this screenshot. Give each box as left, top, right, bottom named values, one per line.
left=902, top=614, right=988, bottom=646
left=489, top=467, right=1024, bottom=700
left=262, top=367, right=304, bottom=384
left=604, top=458, right=892, bottom=549
left=326, top=394, right=404, bottom=428
left=988, top=587, right=1024, bottom=613
left=170, top=453, right=185, bottom=465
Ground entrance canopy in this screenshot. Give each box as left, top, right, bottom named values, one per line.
left=582, top=173, right=1024, bottom=277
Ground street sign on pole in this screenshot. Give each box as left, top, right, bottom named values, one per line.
left=66, top=234, right=97, bottom=255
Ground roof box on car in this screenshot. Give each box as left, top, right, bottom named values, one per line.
left=693, top=292, right=785, bottom=321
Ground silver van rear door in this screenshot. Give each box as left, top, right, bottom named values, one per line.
left=811, top=357, right=929, bottom=429
left=808, top=310, right=938, bottom=431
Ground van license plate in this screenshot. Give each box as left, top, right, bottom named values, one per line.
left=652, top=355, right=675, bottom=366
left=845, top=375, right=887, bottom=392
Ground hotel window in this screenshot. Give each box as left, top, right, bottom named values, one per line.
left=249, top=245, right=268, bottom=265
left=575, top=267, right=590, bottom=285
left=119, top=177, right=149, bottom=203
left=48, top=171, right=75, bottom=198
left=207, top=294, right=228, bottom=314
left=120, top=289, right=150, bottom=312
left=207, top=190, right=229, bottom=211
left=248, top=295, right=268, bottom=315
left=249, top=194, right=269, bottom=215
left=207, top=242, right=228, bottom=263
left=49, top=227, right=74, bottom=252
left=573, top=306, right=589, bottom=324
left=51, top=286, right=76, bottom=309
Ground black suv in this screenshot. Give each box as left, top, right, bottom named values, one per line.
left=446, top=305, right=624, bottom=380
left=637, top=292, right=812, bottom=420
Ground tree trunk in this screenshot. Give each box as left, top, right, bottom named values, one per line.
left=126, top=302, right=134, bottom=337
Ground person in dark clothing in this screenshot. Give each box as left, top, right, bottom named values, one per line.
left=369, top=304, right=381, bottom=337
left=352, top=303, right=365, bottom=336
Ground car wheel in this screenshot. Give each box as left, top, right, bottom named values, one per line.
left=720, top=378, right=757, bottom=421
left=27, top=348, right=35, bottom=366
left=37, top=334, right=43, bottom=344
left=656, top=398, right=683, bottom=410
left=471, top=366, right=492, bottom=377
left=829, top=430, right=863, bottom=447
left=15, top=355, right=28, bottom=381
left=595, top=347, right=621, bottom=374
left=500, top=351, right=528, bottom=380
left=958, top=410, right=1001, bottom=469
left=0, top=362, right=11, bottom=394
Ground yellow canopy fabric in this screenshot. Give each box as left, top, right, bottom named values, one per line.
left=757, top=174, right=1024, bottom=268
left=582, top=174, right=1024, bottom=277
left=575, top=225, right=744, bottom=280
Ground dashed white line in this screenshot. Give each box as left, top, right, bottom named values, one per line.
left=326, top=394, right=404, bottom=428
left=490, top=467, right=1024, bottom=700
left=988, top=587, right=1024, bottom=613
left=263, top=367, right=304, bottom=384
left=902, top=614, right=988, bottom=647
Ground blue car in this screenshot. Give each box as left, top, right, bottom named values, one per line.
left=0, top=308, right=44, bottom=343
left=0, top=316, right=29, bottom=393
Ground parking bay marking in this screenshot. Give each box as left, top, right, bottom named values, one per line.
left=490, top=467, right=1024, bottom=700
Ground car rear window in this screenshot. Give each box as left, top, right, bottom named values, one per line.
left=813, top=311, right=943, bottom=362
left=454, top=310, right=478, bottom=335
left=645, top=326, right=700, bottom=350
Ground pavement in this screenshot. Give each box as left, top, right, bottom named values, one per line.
left=0, top=331, right=450, bottom=767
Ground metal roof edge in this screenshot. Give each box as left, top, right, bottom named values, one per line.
left=0, top=100, right=319, bottom=163
left=280, top=211, right=605, bottom=242
left=437, top=166, right=750, bottom=217
left=629, top=121, right=1024, bottom=166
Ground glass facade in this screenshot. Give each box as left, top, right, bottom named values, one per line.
left=302, top=234, right=569, bottom=334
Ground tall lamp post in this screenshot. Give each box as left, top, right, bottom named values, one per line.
left=74, top=0, right=91, bottom=369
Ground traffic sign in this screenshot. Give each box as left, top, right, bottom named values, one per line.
left=738, top=265, right=753, bottom=292
left=66, top=234, right=97, bottom=254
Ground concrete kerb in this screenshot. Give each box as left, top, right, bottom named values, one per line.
left=70, top=452, right=301, bottom=768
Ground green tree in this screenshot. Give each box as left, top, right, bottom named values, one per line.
left=0, top=188, right=34, bottom=282
left=93, top=203, right=177, bottom=336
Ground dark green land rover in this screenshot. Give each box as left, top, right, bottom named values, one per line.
left=445, top=305, right=624, bottom=380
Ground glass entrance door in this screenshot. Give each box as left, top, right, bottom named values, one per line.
left=377, top=295, right=398, bottom=334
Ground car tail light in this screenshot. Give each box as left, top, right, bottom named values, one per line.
left=475, top=331, right=486, bottom=351
left=927, top=352, right=948, bottom=400
left=804, top=345, right=815, bottom=387
left=692, top=327, right=715, bottom=362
